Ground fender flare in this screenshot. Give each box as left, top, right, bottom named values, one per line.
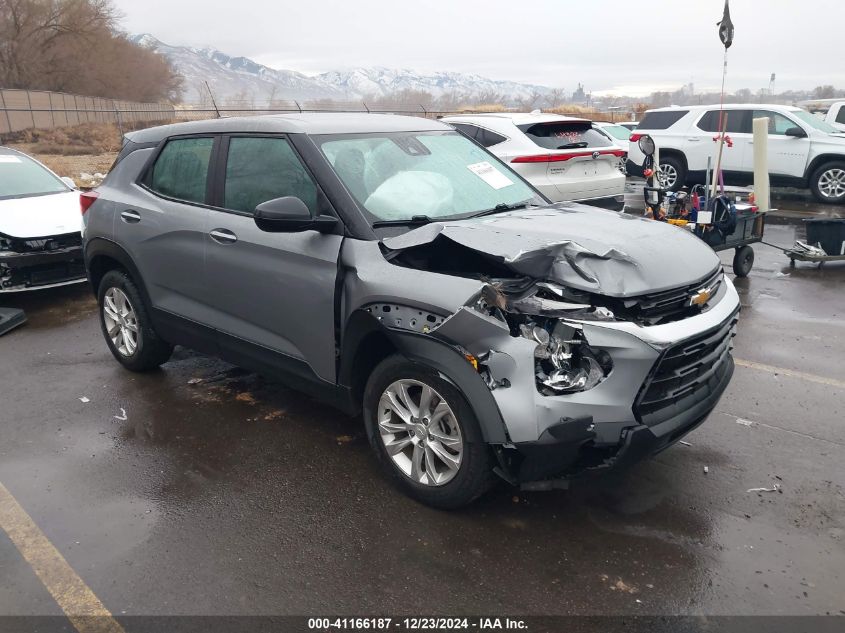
left=340, top=309, right=509, bottom=444
left=84, top=238, right=152, bottom=311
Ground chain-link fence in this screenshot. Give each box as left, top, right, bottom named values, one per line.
left=0, top=89, right=177, bottom=135
left=1, top=88, right=629, bottom=137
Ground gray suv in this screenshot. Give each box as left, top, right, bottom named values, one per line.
left=83, top=114, right=740, bottom=508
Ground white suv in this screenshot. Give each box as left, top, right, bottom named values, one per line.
left=626, top=104, right=845, bottom=204
left=442, top=112, right=626, bottom=208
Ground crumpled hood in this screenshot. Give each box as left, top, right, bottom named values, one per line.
left=382, top=203, right=721, bottom=297
left=0, top=191, right=81, bottom=239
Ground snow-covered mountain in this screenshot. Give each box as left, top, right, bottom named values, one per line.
left=130, top=34, right=346, bottom=103
left=131, top=34, right=552, bottom=105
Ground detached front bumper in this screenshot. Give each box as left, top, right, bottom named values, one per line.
left=0, top=245, right=86, bottom=292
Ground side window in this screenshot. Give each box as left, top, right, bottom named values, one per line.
left=753, top=111, right=799, bottom=135
left=223, top=137, right=318, bottom=214
left=837, top=108, right=845, bottom=125
left=476, top=128, right=507, bottom=147
left=150, top=137, right=214, bottom=204
left=451, top=123, right=481, bottom=140
left=696, top=110, right=750, bottom=133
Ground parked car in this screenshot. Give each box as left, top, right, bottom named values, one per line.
left=0, top=147, right=85, bottom=291
left=442, top=112, right=625, bottom=208
left=627, top=104, right=845, bottom=204
left=593, top=121, right=632, bottom=173
left=83, top=114, right=740, bottom=508
left=820, top=101, right=845, bottom=133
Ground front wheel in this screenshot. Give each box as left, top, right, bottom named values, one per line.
left=363, top=355, right=495, bottom=509
left=810, top=162, right=845, bottom=204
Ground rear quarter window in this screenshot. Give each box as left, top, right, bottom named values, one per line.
left=517, top=121, right=611, bottom=150
left=837, top=108, right=845, bottom=124
left=638, top=110, right=689, bottom=130
left=696, top=110, right=751, bottom=133
left=450, top=123, right=507, bottom=148
left=148, top=137, right=214, bottom=204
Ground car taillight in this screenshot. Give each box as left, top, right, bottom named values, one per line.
left=80, top=191, right=99, bottom=215
left=511, top=150, right=625, bottom=164
left=629, top=133, right=643, bottom=142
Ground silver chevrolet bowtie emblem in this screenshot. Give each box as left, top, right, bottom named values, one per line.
left=592, top=151, right=600, bottom=160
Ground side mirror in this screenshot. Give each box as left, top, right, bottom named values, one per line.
left=61, top=176, right=77, bottom=189
left=638, top=134, right=656, bottom=157
left=785, top=127, right=807, bottom=138
left=254, top=196, right=338, bottom=233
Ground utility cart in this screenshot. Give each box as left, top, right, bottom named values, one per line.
left=662, top=185, right=767, bottom=277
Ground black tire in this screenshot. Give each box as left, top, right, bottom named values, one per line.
left=363, top=354, right=495, bottom=509
left=732, top=245, right=755, bottom=277
left=809, top=161, right=845, bottom=205
left=657, top=155, right=686, bottom=192
left=98, top=269, right=173, bottom=372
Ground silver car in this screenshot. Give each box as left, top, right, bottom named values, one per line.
left=82, top=114, right=740, bottom=508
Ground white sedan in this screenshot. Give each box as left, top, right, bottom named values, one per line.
left=0, top=147, right=86, bottom=292
left=443, top=112, right=625, bottom=208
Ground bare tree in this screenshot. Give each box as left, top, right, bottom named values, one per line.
left=546, top=88, right=565, bottom=108
left=0, top=0, right=181, bottom=101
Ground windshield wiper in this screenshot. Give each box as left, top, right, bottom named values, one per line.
left=556, top=141, right=589, bottom=149
left=468, top=201, right=531, bottom=219
left=372, top=215, right=435, bottom=228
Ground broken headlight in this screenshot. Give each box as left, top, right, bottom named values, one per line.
left=520, top=321, right=613, bottom=395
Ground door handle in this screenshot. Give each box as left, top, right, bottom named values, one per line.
left=120, top=210, right=141, bottom=223
left=687, top=138, right=701, bottom=142
left=209, top=229, right=238, bottom=244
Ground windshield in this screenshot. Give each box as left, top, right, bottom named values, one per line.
left=793, top=110, right=839, bottom=134
left=600, top=124, right=632, bottom=142
left=0, top=151, right=69, bottom=200
left=317, top=131, right=542, bottom=222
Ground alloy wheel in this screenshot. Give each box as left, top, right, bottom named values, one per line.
left=103, top=287, right=139, bottom=357
left=818, top=168, right=845, bottom=199
left=377, top=379, right=463, bottom=486
left=657, top=163, right=678, bottom=189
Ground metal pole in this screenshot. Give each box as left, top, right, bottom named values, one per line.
left=294, top=100, right=302, bottom=113
left=113, top=100, right=124, bottom=137
left=0, top=90, right=13, bottom=137
left=363, top=102, right=370, bottom=113
left=205, top=82, right=221, bottom=118
left=25, top=90, right=36, bottom=129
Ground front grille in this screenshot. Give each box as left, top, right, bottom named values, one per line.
left=604, top=268, right=724, bottom=326
left=635, top=312, right=738, bottom=428
left=2, top=232, right=82, bottom=253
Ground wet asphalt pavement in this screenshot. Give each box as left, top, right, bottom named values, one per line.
left=0, top=191, right=844, bottom=622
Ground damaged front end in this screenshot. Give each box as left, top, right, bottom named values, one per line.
left=477, top=281, right=614, bottom=397
left=351, top=205, right=741, bottom=489
left=0, top=232, right=86, bottom=291
left=429, top=273, right=738, bottom=490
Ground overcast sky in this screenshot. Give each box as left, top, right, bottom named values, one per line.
left=113, top=0, right=843, bottom=96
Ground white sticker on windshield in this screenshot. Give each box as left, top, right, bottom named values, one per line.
left=467, top=161, right=513, bottom=190
left=0, top=156, right=22, bottom=163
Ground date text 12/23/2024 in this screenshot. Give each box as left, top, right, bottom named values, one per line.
left=308, top=618, right=528, bottom=630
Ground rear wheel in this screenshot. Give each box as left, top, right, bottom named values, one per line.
left=732, top=245, right=755, bottom=277
left=657, top=155, right=686, bottom=191
left=98, top=270, right=173, bottom=371
left=363, top=355, right=494, bottom=509
left=810, top=162, right=845, bottom=204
